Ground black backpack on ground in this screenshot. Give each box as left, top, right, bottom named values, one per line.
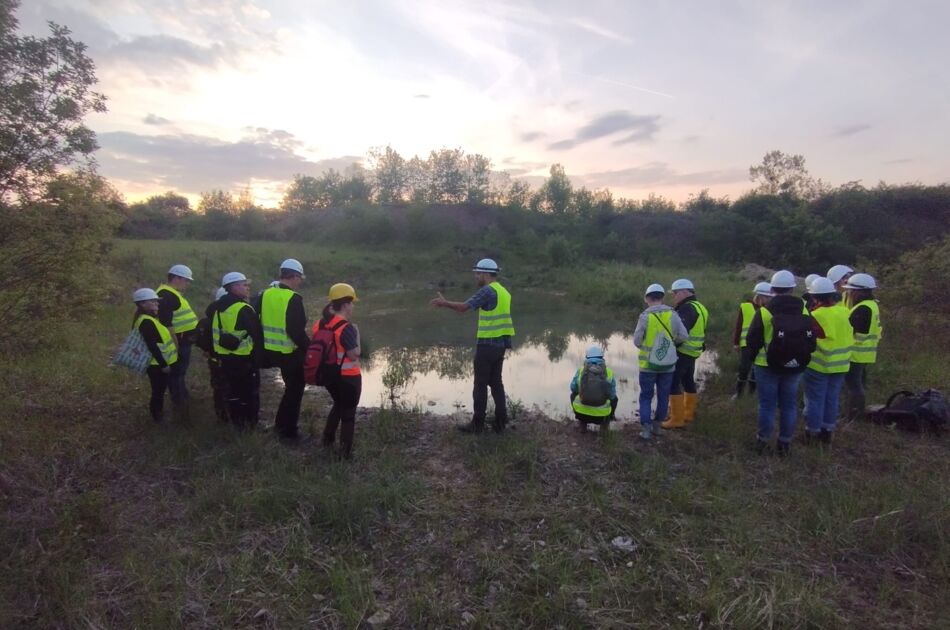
left=873, top=390, right=949, bottom=434
left=766, top=311, right=816, bottom=370
left=579, top=363, right=610, bottom=406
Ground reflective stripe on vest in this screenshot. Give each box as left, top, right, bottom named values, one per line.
left=754, top=301, right=810, bottom=367
left=679, top=300, right=708, bottom=358
left=739, top=302, right=756, bottom=348
left=808, top=305, right=854, bottom=374
left=260, top=286, right=297, bottom=354
left=157, top=284, right=198, bottom=333
left=135, top=314, right=179, bottom=366
left=638, top=309, right=676, bottom=372
left=323, top=314, right=360, bottom=376
left=571, top=365, right=614, bottom=417
left=850, top=300, right=881, bottom=364
left=212, top=301, right=254, bottom=356
left=476, top=282, right=515, bottom=338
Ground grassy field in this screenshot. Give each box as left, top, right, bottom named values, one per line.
left=1, top=239, right=947, bottom=628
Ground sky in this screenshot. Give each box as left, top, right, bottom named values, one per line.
left=19, top=0, right=950, bottom=206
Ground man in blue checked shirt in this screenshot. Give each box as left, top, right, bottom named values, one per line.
left=430, top=258, right=515, bottom=434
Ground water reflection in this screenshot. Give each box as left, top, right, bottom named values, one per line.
left=359, top=333, right=719, bottom=419
left=290, top=290, right=719, bottom=420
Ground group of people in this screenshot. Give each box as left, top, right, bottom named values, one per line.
left=131, top=259, right=363, bottom=459
left=129, top=254, right=880, bottom=459
left=566, top=264, right=881, bottom=456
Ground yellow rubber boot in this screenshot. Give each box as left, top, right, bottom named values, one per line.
left=661, top=394, right=687, bottom=429
left=684, top=393, right=698, bottom=424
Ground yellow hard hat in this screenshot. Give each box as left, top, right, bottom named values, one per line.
left=328, top=282, right=358, bottom=301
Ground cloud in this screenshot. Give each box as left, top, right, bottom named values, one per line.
left=832, top=123, right=872, bottom=138
left=884, top=157, right=914, bottom=164
left=519, top=131, right=545, bottom=142
left=413, top=94, right=431, bottom=99
left=580, top=162, right=747, bottom=189
left=143, top=114, right=172, bottom=126
left=106, top=34, right=229, bottom=69
left=549, top=111, right=661, bottom=150
left=96, top=129, right=361, bottom=195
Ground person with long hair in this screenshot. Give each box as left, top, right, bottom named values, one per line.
left=131, top=288, right=179, bottom=422
left=316, top=283, right=362, bottom=459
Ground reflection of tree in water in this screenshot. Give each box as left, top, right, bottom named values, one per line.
left=536, top=329, right=569, bottom=362
left=379, top=345, right=472, bottom=401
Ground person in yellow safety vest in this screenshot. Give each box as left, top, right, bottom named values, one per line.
left=802, top=274, right=821, bottom=311
left=132, top=288, right=179, bottom=422
left=157, top=264, right=197, bottom=417
left=732, top=281, right=773, bottom=399
left=316, top=283, right=362, bottom=459
left=202, top=286, right=229, bottom=423
left=842, top=273, right=882, bottom=421
left=569, top=345, right=619, bottom=434
left=213, top=271, right=264, bottom=430
left=634, top=284, right=688, bottom=440
left=255, top=258, right=310, bottom=443
left=803, top=277, right=854, bottom=445
left=663, top=278, right=709, bottom=429
left=430, top=258, right=514, bottom=434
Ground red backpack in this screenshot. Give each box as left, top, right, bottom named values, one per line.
left=304, top=319, right=347, bottom=386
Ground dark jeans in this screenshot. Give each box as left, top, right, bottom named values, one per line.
left=736, top=347, right=757, bottom=394
left=473, top=344, right=507, bottom=430
left=324, top=375, right=362, bottom=457
left=845, top=362, right=869, bottom=420
left=756, top=366, right=803, bottom=444
left=670, top=353, right=697, bottom=395
left=207, top=357, right=228, bottom=422
left=146, top=365, right=169, bottom=421
left=274, top=354, right=306, bottom=438
left=639, top=370, right=673, bottom=427
left=168, top=340, right=192, bottom=404
left=221, top=357, right=259, bottom=430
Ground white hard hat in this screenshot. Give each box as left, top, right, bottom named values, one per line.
left=827, top=264, right=854, bottom=284
left=753, top=282, right=774, bottom=297
left=215, top=286, right=227, bottom=300
left=810, top=277, right=836, bottom=295
left=473, top=258, right=500, bottom=273
left=671, top=278, right=694, bottom=291
left=770, top=270, right=797, bottom=289
left=645, top=283, right=665, bottom=296
left=132, top=287, right=159, bottom=302
left=805, top=274, right=820, bottom=290
left=168, top=264, right=194, bottom=281
left=221, top=271, right=248, bottom=287
left=843, top=273, right=877, bottom=290
left=585, top=345, right=604, bottom=360
left=280, top=258, right=305, bottom=276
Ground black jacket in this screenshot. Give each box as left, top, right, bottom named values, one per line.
left=746, top=294, right=811, bottom=373
left=207, top=294, right=264, bottom=365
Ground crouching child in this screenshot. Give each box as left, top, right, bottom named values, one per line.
left=570, top=345, right=619, bottom=433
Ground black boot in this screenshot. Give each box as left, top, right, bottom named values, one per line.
left=748, top=380, right=757, bottom=395
left=776, top=441, right=791, bottom=457
left=492, top=415, right=507, bottom=434
left=819, top=428, right=833, bottom=445
left=755, top=438, right=770, bottom=455
left=458, top=418, right=485, bottom=434
left=804, top=430, right=820, bottom=445
left=733, top=379, right=746, bottom=400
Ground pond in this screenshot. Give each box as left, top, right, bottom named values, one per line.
left=295, top=289, right=719, bottom=421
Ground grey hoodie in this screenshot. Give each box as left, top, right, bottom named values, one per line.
left=634, top=304, right=688, bottom=348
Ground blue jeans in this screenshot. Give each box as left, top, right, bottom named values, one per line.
left=755, top=366, right=803, bottom=444
left=639, top=370, right=673, bottom=428
left=803, top=369, right=846, bottom=433
left=168, top=340, right=192, bottom=405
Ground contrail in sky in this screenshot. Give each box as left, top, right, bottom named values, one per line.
left=590, top=76, right=675, bottom=99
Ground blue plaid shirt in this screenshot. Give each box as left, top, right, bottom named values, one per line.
left=465, top=285, right=512, bottom=348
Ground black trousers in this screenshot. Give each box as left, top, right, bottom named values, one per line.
left=208, top=357, right=228, bottom=422
left=473, top=344, right=507, bottom=429
left=274, top=355, right=306, bottom=438
left=845, top=362, right=868, bottom=420
left=221, top=357, right=259, bottom=430
left=146, top=366, right=168, bottom=421
left=671, top=353, right=697, bottom=395
left=324, top=375, right=362, bottom=457
left=736, top=347, right=757, bottom=394
left=571, top=394, right=618, bottom=426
